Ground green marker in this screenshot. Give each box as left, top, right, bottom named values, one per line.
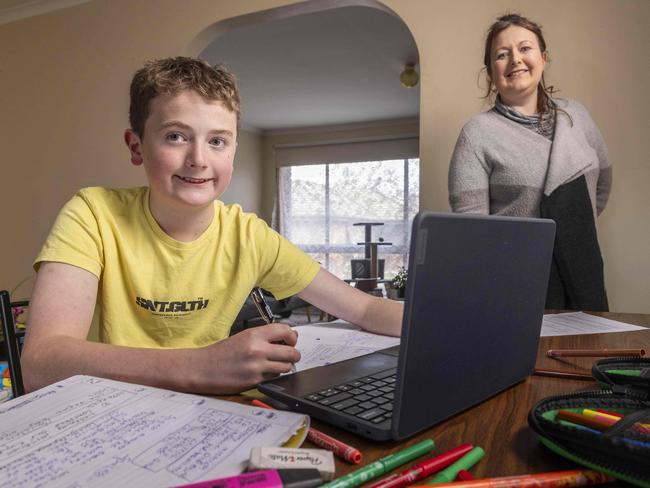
left=425, top=446, right=485, bottom=484
left=321, top=438, right=434, bottom=488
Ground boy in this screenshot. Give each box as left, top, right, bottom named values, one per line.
left=22, top=57, right=402, bottom=395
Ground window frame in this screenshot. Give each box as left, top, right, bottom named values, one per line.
left=278, top=157, right=419, bottom=275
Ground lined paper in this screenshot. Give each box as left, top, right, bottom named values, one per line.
left=0, top=376, right=307, bottom=487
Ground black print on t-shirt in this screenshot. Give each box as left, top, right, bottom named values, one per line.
left=135, top=296, right=209, bottom=317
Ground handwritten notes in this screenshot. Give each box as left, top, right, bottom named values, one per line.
left=541, top=312, right=647, bottom=337
left=0, top=376, right=307, bottom=487
left=292, top=320, right=400, bottom=372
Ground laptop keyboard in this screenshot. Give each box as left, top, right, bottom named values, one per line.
left=301, top=368, right=396, bottom=424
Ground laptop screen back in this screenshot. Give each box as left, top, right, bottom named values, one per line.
left=393, top=212, right=555, bottom=439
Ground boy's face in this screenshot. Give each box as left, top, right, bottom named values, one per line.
left=125, top=90, right=238, bottom=217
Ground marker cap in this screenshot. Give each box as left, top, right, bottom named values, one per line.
left=278, top=468, right=324, bottom=488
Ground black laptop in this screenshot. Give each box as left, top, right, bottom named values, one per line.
left=259, top=211, right=555, bottom=441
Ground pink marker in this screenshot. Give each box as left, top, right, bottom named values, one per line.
left=173, top=469, right=322, bottom=488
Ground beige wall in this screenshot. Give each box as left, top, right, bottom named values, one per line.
left=222, top=129, right=264, bottom=213
left=0, top=0, right=648, bottom=312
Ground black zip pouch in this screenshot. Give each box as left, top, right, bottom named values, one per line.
left=528, top=358, right=650, bottom=487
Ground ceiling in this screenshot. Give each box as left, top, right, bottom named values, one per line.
left=2, top=1, right=420, bottom=133
left=200, top=5, right=419, bottom=133
left=0, top=0, right=91, bottom=24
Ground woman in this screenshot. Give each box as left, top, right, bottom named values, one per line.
left=448, top=14, right=612, bottom=311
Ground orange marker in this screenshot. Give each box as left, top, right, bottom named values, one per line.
left=594, top=409, right=650, bottom=431
left=411, top=469, right=613, bottom=487
left=582, top=409, right=650, bottom=434
left=251, top=399, right=362, bottom=464
left=558, top=409, right=650, bottom=435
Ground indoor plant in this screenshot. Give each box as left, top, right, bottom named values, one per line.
left=386, top=266, right=407, bottom=299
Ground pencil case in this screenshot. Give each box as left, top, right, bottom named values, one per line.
left=528, top=357, right=650, bottom=487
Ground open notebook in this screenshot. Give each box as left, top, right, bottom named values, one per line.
left=0, top=375, right=308, bottom=487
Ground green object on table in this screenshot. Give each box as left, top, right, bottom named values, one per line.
left=321, top=438, right=435, bottom=488
left=606, top=369, right=642, bottom=377
left=425, top=446, right=485, bottom=484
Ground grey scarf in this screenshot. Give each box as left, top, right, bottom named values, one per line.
left=494, top=95, right=556, bottom=140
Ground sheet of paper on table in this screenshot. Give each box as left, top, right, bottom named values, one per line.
left=541, top=312, right=647, bottom=337
left=0, top=375, right=308, bottom=487
left=292, top=319, right=400, bottom=372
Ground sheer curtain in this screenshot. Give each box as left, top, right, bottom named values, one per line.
left=273, top=137, right=419, bottom=280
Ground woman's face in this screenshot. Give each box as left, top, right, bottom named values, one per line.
left=490, top=25, right=547, bottom=107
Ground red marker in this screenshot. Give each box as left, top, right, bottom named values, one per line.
left=251, top=399, right=362, bottom=464
left=456, top=470, right=476, bottom=481
left=365, top=443, right=474, bottom=488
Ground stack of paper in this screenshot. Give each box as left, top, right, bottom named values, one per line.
left=0, top=376, right=308, bottom=487
left=541, top=312, right=646, bottom=336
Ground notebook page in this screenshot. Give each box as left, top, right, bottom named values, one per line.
left=0, top=375, right=307, bottom=487
left=293, top=320, right=400, bottom=371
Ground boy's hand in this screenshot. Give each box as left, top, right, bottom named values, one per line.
left=198, top=323, right=300, bottom=394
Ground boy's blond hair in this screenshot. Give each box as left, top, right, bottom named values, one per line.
left=129, top=56, right=240, bottom=137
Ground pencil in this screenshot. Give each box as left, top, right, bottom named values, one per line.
left=532, top=368, right=593, bottom=381
left=546, top=348, right=645, bottom=358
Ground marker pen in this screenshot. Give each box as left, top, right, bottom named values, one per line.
left=366, top=443, right=474, bottom=488
left=425, top=446, right=485, bottom=484
left=173, top=468, right=323, bottom=488
left=322, top=438, right=435, bottom=488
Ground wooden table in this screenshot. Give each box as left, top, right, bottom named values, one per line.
left=230, top=312, right=649, bottom=486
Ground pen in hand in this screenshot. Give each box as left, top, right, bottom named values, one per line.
left=249, top=287, right=297, bottom=373
left=250, top=287, right=274, bottom=324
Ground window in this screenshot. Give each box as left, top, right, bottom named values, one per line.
left=278, top=158, right=419, bottom=279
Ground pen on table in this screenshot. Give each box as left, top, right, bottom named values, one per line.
left=425, top=446, right=484, bottom=484
left=412, top=469, right=614, bottom=488
left=366, top=443, right=474, bottom=488
left=532, top=368, right=594, bottom=381
left=546, top=348, right=645, bottom=358
left=322, top=438, right=435, bottom=488
left=250, top=287, right=297, bottom=372
left=250, top=399, right=362, bottom=464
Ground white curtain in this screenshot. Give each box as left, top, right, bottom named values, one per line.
left=273, top=137, right=419, bottom=279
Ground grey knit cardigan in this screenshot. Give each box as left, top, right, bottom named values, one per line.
left=448, top=99, right=612, bottom=218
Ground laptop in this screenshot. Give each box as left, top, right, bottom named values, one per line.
left=259, top=211, right=555, bottom=441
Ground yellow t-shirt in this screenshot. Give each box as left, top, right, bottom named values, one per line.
left=34, top=187, right=320, bottom=348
